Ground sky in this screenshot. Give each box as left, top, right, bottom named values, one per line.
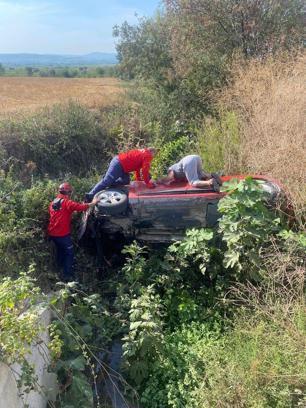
left=0, top=0, right=161, bottom=54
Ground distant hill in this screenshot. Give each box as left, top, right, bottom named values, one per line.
left=0, top=52, right=118, bottom=66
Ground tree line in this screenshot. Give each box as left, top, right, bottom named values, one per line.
left=0, top=64, right=118, bottom=78
left=113, top=0, right=305, bottom=120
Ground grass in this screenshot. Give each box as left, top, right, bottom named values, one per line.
left=0, top=76, right=125, bottom=115
left=221, top=52, right=306, bottom=220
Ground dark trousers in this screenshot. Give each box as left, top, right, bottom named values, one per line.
left=88, top=156, right=130, bottom=197
left=50, top=234, right=74, bottom=280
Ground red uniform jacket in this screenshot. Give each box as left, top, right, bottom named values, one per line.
left=118, top=148, right=153, bottom=185
left=48, top=194, right=89, bottom=237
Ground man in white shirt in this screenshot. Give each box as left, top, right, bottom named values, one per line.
left=158, top=155, right=222, bottom=190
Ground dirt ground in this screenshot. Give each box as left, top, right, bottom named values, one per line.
left=0, top=77, right=125, bottom=114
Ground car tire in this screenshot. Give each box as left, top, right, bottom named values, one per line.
left=94, top=189, right=128, bottom=215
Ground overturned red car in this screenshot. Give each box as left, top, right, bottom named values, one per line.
left=80, top=175, right=284, bottom=246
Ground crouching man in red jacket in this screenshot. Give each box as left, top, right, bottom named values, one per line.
left=85, top=147, right=157, bottom=202
left=48, top=182, right=99, bottom=282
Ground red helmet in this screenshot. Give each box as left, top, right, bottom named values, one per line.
left=59, top=182, right=72, bottom=194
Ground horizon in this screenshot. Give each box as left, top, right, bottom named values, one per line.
left=0, top=0, right=161, bottom=54
left=0, top=51, right=116, bottom=56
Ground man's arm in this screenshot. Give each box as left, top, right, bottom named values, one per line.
left=66, top=197, right=99, bottom=212
left=135, top=169, right=141, bottom=181
left=156, top=170, right=175, bottom=185
left=141, top=155, right=154, bottom=187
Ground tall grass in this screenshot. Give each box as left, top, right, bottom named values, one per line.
left=196, top=111, right=241, bottom=173
left=193, top=238, right=306, bottom=408
left=222, top=52, right=306, bottom=220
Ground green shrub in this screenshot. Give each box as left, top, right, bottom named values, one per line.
left=189, top=305, right=306, bottom=408
left=140, top=321, right=222, bottom=408
left=218, top=177, right=283, bottom=279
left=0, top=176, right=57, bottom=279
left=50, top=283, right=122, bottom=407
left=122, top=285, right=164, bottom=386
left=196, top=110, right=241, bottom=173
left=0, top=174, right=98, bottom=282
left=0, top=268, right=42, bottom=364
left=150, top=135, right=193, bottom=178
left=139, top=301, right=306, bottom=408
left=0, top=102, right=112, bottom=178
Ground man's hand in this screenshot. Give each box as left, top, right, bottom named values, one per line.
left=156, top=178, right=170, bottom=186
left=147, top=182, right=156, bottom=189
left=89, top=197, right=100, bottom=207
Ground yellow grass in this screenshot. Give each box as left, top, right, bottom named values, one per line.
left=0, top=77, right=125, bottom=114
left=222, top=53, right=306, bottom=218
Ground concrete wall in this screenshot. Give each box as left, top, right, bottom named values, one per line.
left=0, top=308, right=58, bottom=408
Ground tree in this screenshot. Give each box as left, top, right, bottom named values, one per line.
left=25, top=66, right=33, bottom=76
left=113, top=11, right=228, bottom=118
left=96, top=67, right=105, bottom=77
left=48, top=68, right=56, bottom=77
left=113, top=0, right=305, bottom=120
left=113, top=14, right=174, bottom=84
left=0, top=64, right=5, bottom=76
left=165, top=0, right=305, bottom=68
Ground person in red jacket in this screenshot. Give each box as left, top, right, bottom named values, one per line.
left=85, top=147, right=156, bottom=201
left=48, top=182, right=99, bottom=281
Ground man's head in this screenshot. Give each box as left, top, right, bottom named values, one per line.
left=58, top=182, right=73, bottom=195
left=166, top=169, right=175, bottom=181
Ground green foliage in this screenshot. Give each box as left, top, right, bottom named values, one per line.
left=0, top=102, right=111, bottom=178
left=121, top=242, right=148, bottom=285
left=187, top=306, right=306, bottom=408
left=0, top=268, right=41, bottom=363
left=122, top=285, right=164, bottom=386
left=140, top=321, right=222, bottom=408
left=166, top=0, right=305, bottom=60
left=168, top=228, right=214, bottom=275
left=0, top=268, right=47, bottom=399
left=168, top=53, right=229, bottom=118
left=0, top=176, right=57, bottom=278
left=150, top=135, right=192, bottom=178
left=164, top=228, right=228, bottom=325
left=196, top=111, right=241, bottom=173
left=50, top=283, right=121, bottom=407
left=218, top=178, right=283, bottom=277
left=139, top=290, right=306, bottom=408
left=1, top=65, right=118, bottom=78
left=113, top=15, right=172, bottom=82
left=114, top=0, right=305, bottom=121
left=125, top=82, right=176, bottom=131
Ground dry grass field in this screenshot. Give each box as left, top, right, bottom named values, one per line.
left=0, top=77, right=125, bottom=114
left=222, top=53, right=306, bottom=217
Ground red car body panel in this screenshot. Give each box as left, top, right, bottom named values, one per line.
left=90, top=175, right=284, bottom=244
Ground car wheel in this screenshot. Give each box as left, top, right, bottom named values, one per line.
left=257, top=180, right=282, bottom=204
left=95, top=189, right=128, bottom=215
